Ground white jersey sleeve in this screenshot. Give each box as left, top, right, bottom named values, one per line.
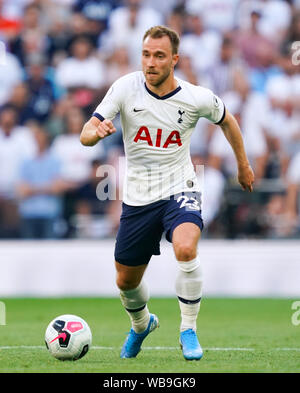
left=93, top=75, right=127, bottom=121
left=196, top=87, right=226, bottom=124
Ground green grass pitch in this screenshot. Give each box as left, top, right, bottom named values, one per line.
left=0, top=297, right=299, bottom=373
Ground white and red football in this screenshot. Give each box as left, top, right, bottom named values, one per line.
left=45, top=314, right=92, bottom=361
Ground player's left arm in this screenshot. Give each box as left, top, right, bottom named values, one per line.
left=219, top=110, right=255, bottom=192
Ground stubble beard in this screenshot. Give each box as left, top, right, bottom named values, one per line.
left=145, top=67, right=172, bottom=88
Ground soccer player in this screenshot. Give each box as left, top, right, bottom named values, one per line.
left=80, top=26, right=254, bottom=360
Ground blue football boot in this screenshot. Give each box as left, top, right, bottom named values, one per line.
left=120, top=314, right=159, bottom=358
left=180, top=329, right=203, bottom=360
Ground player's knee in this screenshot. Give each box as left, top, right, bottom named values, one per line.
left=174, top=243, right=197, bottom=261
left=116, top=276, right=140, bottom=291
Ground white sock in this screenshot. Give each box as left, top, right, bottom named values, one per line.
left=119, top=281, right=150, bottom=333
left=175, top=254, right=203, bottom=332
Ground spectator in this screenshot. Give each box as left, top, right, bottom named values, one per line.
left=74, top=159, right=110, bottom=216
left=257, top=0, right=292, bottom=43
left=64, top=12, right=102, bottom=54
left=0, top=51, right=23, bottom=106
left=73, top=0, right=121, bottom=39
left=192, top=154, right=225, bottom=229
left=283, top=152, right=300, bottom=235
left=105, top=46, right=134, bottom=86
left=67, top=12, right=91, bottom=43
left=236, top=90, right=269, bottom=181
left=0, top=105, right=36, bottom=197
left=44, top=7, right=74, bottom=66
left=206, top=35, right=249, bottom=97
left=0, top=0, right=22, bottom=40
left=207, top=90, right=268, bottom=182
left=280, top=10, right=300, bottom=55
left=16, top=124, right=65, bottom=239
left=249, top=40, right=282, bottom=93
left=257, top=193, right=287, bottom=238
left=44, top=93, right=75, bottom=140
left=9, top=3, right=48, bottom=67
left=180, top=13, right=221, bottom=74
left=49, top=105, right=104, bottom=237
left=0, top=0, right=32, bottom=22
left=55, top=35, right=107, bottom=109
left=175, top=54, right=199, bottom=86
left=165, top=4, right=186, bottom=37
left=263, top=70, right=300, bottom=178
left=36, top=0, right=74, bottom=36
left=51, top=106, right=103, bottom=184
left=237, top=0, right=291, bottom=43
left=144, top=0, right=179, bottom=20
left=7, top=82, right=31, bottom=125
left=186, top=0, right=239, bottom=33
left=103, top=0, right=163, bottom=67
left=47, top=11, right=93, bottom=64
left=235, top=9, right=276, bottom=69
left=23, top=53, right=56, bottom=123
left=0, top=105, right=36, bottom=237
left=71, top=159, right=114, bottom=238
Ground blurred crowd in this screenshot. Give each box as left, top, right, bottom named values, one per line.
left=0, top=0, right=300, bottom=240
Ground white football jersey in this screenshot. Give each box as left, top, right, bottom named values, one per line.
left=94, top=71, right=225, bottom=206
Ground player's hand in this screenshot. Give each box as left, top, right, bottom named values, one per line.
left=238, top=163, right=255, bottom=192
left=96, top=119, right=116, bottom=139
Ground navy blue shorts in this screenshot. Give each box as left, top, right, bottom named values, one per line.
left=114, top=192, right=204, bottom=266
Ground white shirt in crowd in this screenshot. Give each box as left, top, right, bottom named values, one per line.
left=209, top=91, right=268, bottom=176
left=180, top=30, right=221, bottom=74
left=103, top=5, right=163, bottom=67
left=186, top=0, right=240, bottom=32
left=51, top=134, right=103, bottom=183
left=265, top=74, right=300, bottom=157
left=55, top=56, right=106, bottom=90
left=0, top=126, right=36, bottom=198
left=0, top=53, right=23, bottom=106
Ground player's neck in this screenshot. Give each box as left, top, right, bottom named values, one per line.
left=145, top=74, right=178, bottom=98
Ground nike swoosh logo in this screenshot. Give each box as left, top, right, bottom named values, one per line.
left=133, top=108, right=144, bottom=112
left=50, top=332, right=67, bottom=343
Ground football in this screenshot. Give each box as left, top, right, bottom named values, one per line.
left=45, top=314, right=92, bottom=361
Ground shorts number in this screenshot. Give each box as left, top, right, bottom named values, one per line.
left=176, top=195, right=200, bottom=211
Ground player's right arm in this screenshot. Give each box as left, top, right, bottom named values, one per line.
left=80, top=116, right=116, bottom=146
left=80, top=73, right=133, bottom=146
left=80, top=75, right=128, bottom=146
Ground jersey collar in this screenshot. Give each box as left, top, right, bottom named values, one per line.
left=144, top=82, right=182, bottom=100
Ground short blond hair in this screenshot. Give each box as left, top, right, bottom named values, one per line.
left=143, top=25, right=180, bottom=55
